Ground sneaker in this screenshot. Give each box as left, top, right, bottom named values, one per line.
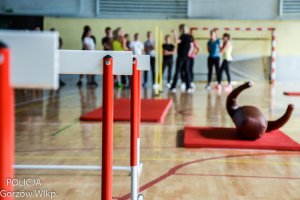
left=166, top=83, right=171, bottom=88
left=117, top=82, right=123, bottom=89
left=153, top=84, right=159, bottom=90
left=180, top=83, right=186, bottom=92
left=77, top=80, right=82, bottom=87
left=170, top=88, right=176, bottom=93
left=190, top=82, right=196, bottom=89
left=92, top=81, right=98, bottom=87
left=187, top=88, right=195, bottom=94
left=205, top=84, right=211, bottom=90
left=225, top=84, right=233, bottom=93
left=215, top=84, right=222, bottom=91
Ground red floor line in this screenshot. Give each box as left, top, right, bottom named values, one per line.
left=117, top=152, right=300, bottom=200
left=174, top=173, right=300, bottom=180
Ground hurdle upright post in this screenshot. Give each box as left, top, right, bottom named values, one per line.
left=137, top=62, right=142, bottom=171
left=131, top=58, right=139, bottom=199
left=101, top=55, right=114, bottom=200
left=0, top=42, right=15, bottom=200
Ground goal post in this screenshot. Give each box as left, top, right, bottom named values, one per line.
left=191, top=27, right=276, bottom=84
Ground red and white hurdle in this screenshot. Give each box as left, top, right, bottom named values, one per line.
left=0, top=30, right=149, bottom=200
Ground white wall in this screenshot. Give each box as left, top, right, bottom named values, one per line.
left=277, top=56, right=300, bottom=82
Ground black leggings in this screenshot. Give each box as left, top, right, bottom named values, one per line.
left=218, top=60, right=231, bottom=84
left=143, top=57, right=155, bottom=85
left=180, top=57, right=194, bottom=83
left=171, top=56, right=191, bottom=90
left=207, top=57, right=220, bottom=84
left=162, top=58, right=173, bottom=83
left=79, top=74, right=95, bottom=83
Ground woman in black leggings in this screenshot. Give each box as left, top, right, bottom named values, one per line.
left=217, top=33, right=233, bottom=92
left=169, top=24, right=193, bottom=93
left=206, top=29, right=221, bottom=90
left=162, top=34, right=175, bottom=88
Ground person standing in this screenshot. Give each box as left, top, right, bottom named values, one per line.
left=112, top=27, right=129, bottom=88
left=123, top=33, right=131, bottom=87
left=188, top=35, right=200, bottom=89
left=180, top=31, right=200, bottom=91
left=130, top=33, right=144, bottom=55
left=101, top=27, right=112, bottom=50
left=169, top=24, right=193, bottom=93
left=217, top=33, right=233, bottom=92
left=143, top=31, right=156, bottom=89
left=124, top=33, right=131, bottom=50
left=77, top=25, right=97, bottom=87
left=162, top=34, right=175, bottom=88
left=206, top=29, right=221, bottom=90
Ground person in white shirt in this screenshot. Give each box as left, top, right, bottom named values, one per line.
left=83, top=36, right=95, bottom=51
left=77, top=25, right=97, bottom=87
left=130, top=33, right=144, bottom=55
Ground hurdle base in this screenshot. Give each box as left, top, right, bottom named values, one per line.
left=14, top=163, right=143, bottom=172
left=14, top=165, right=130, bottom=171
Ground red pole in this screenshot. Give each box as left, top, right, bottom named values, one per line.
left=0, top=42, right=15, bottom=200
left=130, top=58, right=141, bottom=199
left=101, top=55, right=114, bottom=200
left=137, top=66, right=141, bottom=140
left=137, top=64, right=141, bottom=168
left=131, top=58, right=138, bottom=167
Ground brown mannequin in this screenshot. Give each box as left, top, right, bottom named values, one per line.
left=226, top=82, right=294, bottom=140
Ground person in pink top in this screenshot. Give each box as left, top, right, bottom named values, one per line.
left=179, top=33, right=200, bottom=91
left=188, top=35, right=200, bottom=89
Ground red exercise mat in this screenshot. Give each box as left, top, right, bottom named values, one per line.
left=184, top=126, right=300, bottom=151
left=283, top=92, right=300, bottom=96
left=80, top=98, right=172, bottom=123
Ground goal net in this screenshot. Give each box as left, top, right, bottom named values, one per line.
left=192, top=27, right=275, bottom=83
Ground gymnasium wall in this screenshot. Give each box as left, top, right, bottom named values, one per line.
left=44, top=17, right=300, bottom=82
left=188, top=0, right=279, bottom=20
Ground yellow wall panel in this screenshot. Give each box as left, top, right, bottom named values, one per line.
left=44, top=18, right=300, bottom=56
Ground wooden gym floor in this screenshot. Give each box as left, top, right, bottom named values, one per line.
left=14, top=79, right=300, bottom=200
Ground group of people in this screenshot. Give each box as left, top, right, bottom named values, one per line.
left=76, top=24, right=233, bottom=93
left=206, top=29, right=233, bottom=92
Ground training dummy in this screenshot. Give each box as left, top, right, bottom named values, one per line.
left=226, top=82, right=294, bottom=140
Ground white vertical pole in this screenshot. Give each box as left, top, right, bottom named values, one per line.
left=271, top=30, right=276, bottom=85
left=131, top=166, right=138, bottom=200
left=137, top=138, right=142, bottom=172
